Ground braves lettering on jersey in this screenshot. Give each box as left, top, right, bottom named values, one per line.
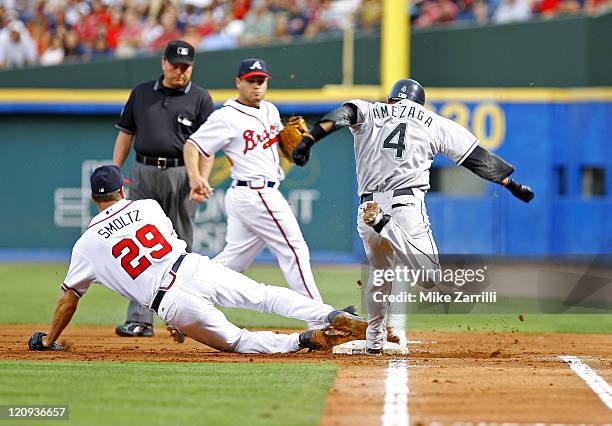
left=346, top=98, right=479, bottom=195
left=61, top=199, right=187, bottom=307
left=187, top=99, right=284, bottom=182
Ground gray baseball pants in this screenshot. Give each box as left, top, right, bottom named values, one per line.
left=124, top=161, right=197, bottom=324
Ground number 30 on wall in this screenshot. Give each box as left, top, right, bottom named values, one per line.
left=429, top=102, right=506, bottom=151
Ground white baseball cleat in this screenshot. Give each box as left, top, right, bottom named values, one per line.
left=363, top=202, right=383, bottom=226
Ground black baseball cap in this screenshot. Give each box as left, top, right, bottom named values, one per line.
left=164, top=40, right=195, bottom=65
left=90, top=165, right=124, bottom=195
left=237, top=58, right=270, bottom=79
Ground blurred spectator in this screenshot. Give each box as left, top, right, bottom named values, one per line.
left=199, top=8, right=242, bottom=50
left=473, top=0, right=490, bottom=23
left=182, top=23, right=202, bottom=47
left=534, top=0, right=581, bottom=16
left=90, top=34, right=113, bottom=59
left=285, top=1, right=309, bottom=36
left=317, top=0, right=360, bottom=30
left=240, top=0, right=274, bottom=45
left=197, top=7, right=217, bottom=37
left=357, top=0, right=382, bottom=29
left=585, top=0, right=612, bottom=14
left=415, top=0, right=459, bottom=27
left=0, top=20, right=38, bottom=68
left=40, top=34, right=64, bottom=65
left=493, top=0, right=532, bottom=23
left=150, top=10, right=182, bottom=51
left=105, top=7, right=123, bottom=50
left=233, top=0, right=251, bottom=20
left=63, top=28, right=86, bottom=62
left=179, top=4, right=204, bottom=29
left=273, top=11, right=291, bottom=43
left=141, top=14, right=163, bottom=48
left=115, top=9, right=142, bottom=58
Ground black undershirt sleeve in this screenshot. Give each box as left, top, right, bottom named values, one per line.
left=461, top=145, right=515, bottom=184
left=308, top=104, right=358, bottom=142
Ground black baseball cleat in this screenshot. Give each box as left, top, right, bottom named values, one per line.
left=342, top=305, right=358, bottom=315
left=115, top=321, right=154, bottom=337
left=327, top=310, right=368, bottom=339
left=365, top=346, right=383, bottom=356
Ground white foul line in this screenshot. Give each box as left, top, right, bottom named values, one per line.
left=382, top=359, right=409, bottom=426
left=559, top=355, right=612, bottom=411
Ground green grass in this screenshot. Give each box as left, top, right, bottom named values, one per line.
left=0, top=361, right=336, bottom=426
left=1, top=263, right=610, bottom=333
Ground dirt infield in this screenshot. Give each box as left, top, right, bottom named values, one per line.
left=2, top=325, right=611, bottom=425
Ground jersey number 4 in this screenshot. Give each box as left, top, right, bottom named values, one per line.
left=111, top=224, right=172, bottom=279
left=382, top=123, right=407, bottom=160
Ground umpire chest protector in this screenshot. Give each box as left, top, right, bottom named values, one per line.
left=116, top=77, right=213, bottom=159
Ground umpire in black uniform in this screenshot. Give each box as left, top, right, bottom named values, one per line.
left=113, top=40, right=214, bottom=337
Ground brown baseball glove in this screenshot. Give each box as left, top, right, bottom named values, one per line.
left=278, top=116, right=310, bottom=162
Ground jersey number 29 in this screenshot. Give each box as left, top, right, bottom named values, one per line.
left=382, top=123, right=407, bottom=160
left=111, top=224, right=172, bottom=279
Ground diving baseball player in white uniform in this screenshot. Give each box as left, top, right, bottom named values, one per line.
left=27, top=165, right=369, bottom=354
left=184, top=59, right=324, bottom=327
left=291, top=79, right=534, bottom=354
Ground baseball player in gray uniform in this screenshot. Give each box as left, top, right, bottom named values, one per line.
left=291, top=79, right=534, bottom=354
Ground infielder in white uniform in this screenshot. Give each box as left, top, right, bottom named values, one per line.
left=292, top=79, right=534, bottom=354
left=27, top=165, right=369, bottom=354
left=184, top=58, right=324, bottom=327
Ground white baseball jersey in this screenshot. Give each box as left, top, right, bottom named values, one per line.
left=346, top=99, right=480, bottom=195
left=61, top=199, right=187, bottom=307
left=187, top=99, right=285, bottom=181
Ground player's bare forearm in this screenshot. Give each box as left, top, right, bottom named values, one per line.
left=184, top=142, right=213, bottom=202
left=198, top=151, right=215, bottom=181
left=42, top=290, right=79, bottom=346
left=184, top=142, right=202, bottom=182
left=112, top=131, right=134, bottom=167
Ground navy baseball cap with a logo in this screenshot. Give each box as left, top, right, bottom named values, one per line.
left=90, top=165, right=124, bottom=195
left=164, top=40, right=195, bottom=65
left=237, top=58, right=270, bottom=79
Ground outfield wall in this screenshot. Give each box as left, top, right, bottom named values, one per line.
left=0, top=88, right=610, bottom=260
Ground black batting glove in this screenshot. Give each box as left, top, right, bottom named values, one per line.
left=291, top=137, right=315, bottom=167
left=505, top=179, right=535, bottom=203
left=28, top=331, right=64, bottom=351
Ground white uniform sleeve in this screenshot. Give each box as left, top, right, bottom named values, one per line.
left=61, top=247, right=96, bottom=298
left=187, top=110, right=234, bottom=157
left=435, top=115, right=480, bottom=165
left=343, top=99, right=370, bottom=131
left=150, top=200, right=178, bottom=238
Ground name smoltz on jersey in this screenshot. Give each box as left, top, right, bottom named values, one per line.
left=346, top=98, right=479, bottom=195
left=62, top=199, right=187, bottom=307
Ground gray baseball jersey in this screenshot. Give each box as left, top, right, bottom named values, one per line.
left=345, top=99, right=480, bottom=195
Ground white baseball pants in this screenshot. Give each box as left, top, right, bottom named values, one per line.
left=157, top=254, right=334, bottom=354
left=357, top=188, right=440, bottom=350
left=214, top=185, right=322, bottom=312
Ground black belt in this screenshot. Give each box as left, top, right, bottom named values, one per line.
left=151, top=254, right=186, bottom=314
left=136, top=153, right=184, bottom=169
left=360, top=188, right=414, bottom=204
left=236, top=180, right=276, bottom=188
